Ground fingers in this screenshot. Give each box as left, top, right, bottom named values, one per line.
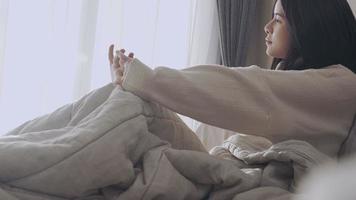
left=112, top=49, right=123, bottom=69
left=116, top=49, right=134, bottom=59
left=108, top=44, right=114, bottom=65
left=114, top=68, right=124, bottom=85
left=108, top=44, right=135, bottom=86
left=118, top=51, right=129, bottom=67
left=109, top=45, right=129, bottom=66
left=116, top=49, right=125, bottom=56
left=113, top=54, right=120, bottom=68
left=118, top=51, right=134, bottom=62
left=115, top=66, right=124, bottom=76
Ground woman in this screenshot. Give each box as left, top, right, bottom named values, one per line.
left=109, top=0, right=356, bottom=158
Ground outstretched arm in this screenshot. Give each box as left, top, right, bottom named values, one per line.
left=107, top=45, right=354, bottom=147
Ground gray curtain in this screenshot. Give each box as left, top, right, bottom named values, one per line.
left=217, top=0, right=257, bottom=67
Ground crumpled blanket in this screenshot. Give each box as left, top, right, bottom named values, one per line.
left=0, top=84, right=332, bottom=200
left=210, top=134, right=334, bottom=199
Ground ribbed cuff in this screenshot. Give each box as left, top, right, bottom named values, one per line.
left=122, top=58, right=154, bottom=95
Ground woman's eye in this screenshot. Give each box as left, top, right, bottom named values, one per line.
left=274, top=18, right=281, bottom=23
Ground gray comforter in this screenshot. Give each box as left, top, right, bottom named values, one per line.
left=0, top=84, right=331, bottom=200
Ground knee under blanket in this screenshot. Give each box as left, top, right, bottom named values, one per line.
left=0, top=84, right=331, bottom=200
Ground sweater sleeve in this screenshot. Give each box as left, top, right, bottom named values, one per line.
left=122, top=58, right=355, bottom=143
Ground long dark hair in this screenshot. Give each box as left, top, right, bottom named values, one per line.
left=271, top=0, right=356, bottom=73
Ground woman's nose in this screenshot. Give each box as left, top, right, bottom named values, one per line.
left=264, top=20, right=272, bottom=34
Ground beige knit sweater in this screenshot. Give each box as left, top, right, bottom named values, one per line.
left=122, top=58, right=356, bottom=157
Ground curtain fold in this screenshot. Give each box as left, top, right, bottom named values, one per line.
left=217, top=0, right=257, bottom=67
left=73, top=0, right=99, bottom=100
left=180, top=0, right=220, bottom=132
left=187, top=0, right=220, bottom=66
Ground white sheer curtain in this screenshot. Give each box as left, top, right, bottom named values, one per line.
left=0, top=0, right=219, bottom=134
left=180, top=0, right=220, bottom=131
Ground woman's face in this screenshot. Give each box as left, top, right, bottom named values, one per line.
left=264, top=0, right=291, bottom=59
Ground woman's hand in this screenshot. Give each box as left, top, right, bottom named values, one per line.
left=108, top=44, right=134, bottom=86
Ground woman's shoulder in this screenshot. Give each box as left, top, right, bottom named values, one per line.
left=272, top=64, right=355, bottom=77
left=312, top=64, right=356, bottom=78
left=323, top=64, right=355, bottom=73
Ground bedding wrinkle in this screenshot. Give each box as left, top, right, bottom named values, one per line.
left=0, top=84, right=340, bottom=200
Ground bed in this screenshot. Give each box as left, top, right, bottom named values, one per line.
left=0, top=83, right=354, bottom=200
